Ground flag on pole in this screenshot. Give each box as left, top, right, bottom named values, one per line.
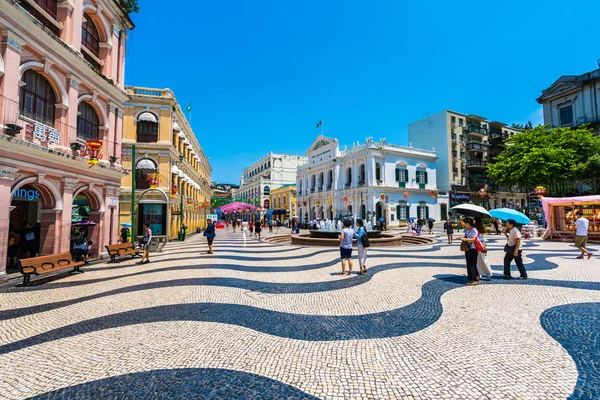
left=316, top=120, right=322, bottom=128
left=185, top=102, right=192, bottom=112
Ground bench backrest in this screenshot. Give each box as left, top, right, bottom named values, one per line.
left=106, top=243, right=135, bottom=251
left=19, top=252, right=77, bottom=273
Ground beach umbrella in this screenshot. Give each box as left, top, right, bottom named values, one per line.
left=451, top=204, right=491, bottom=219
left=489, top=208, right=531, bottom=225
left=120, top=222, right=132, bottom=227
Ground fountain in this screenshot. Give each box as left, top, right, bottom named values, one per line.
left=307, top=217, right=383, bottom=239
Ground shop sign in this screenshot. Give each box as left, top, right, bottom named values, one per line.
left=454, top=194, right=470, bottom=201
left=264, top=186, right=271, bottom=196
left=207, top=214, right=218, bottom=220
left=108, top=197, right=118, bottom=207
left=13, top=188, right=41, bottom=201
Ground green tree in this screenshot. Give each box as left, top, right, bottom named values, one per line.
left=487, top=125, right=600, bottom=189
left=119, top=0, right=139, bottom=14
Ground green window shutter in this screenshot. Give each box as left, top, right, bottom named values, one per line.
left=426, top=206, right=429, bottom=219
left=425, top=171, right=428, bottom=184
left=406, top=205, right=410, bottom=219
left=395, top=168, right=400, bottom=181
left=396, top=206, right=400, bottom=220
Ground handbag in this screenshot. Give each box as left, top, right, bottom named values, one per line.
left=475, top=236, right=486, bottom=252
left=460, top=241, right=471, bottom=252
left=360, top=230, right=371, bottom=248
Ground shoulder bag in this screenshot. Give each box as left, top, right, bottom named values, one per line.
left=360, top=228, right=370, bottom=248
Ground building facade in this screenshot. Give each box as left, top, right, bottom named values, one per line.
left=238, top=153, right=306, bottom=211
left=408, top=110, right=526, bottom=210
left=120, top=87, right=212, bottom=241
left=537, top=65, right=600, bottom=134
left=0, top=0, right=133, bottom=280
left=269, top=184, right=296, bottom=223
left=296, top=136, right=442, bottom=228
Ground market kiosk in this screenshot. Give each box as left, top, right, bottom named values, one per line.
left=542, top=195, right=600, bottom=242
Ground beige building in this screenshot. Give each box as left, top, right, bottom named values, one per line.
left=120, top=87, right=211, bottom=242
left=408, top=110, right=526, bottom=209
left=269, top=184, right=295, bottom=223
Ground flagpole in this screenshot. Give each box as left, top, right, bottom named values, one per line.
left=321, top=118, right=323, bottom=136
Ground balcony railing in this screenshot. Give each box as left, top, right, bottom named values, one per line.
left=468, top=177, right=490, bottom=186
left=358, top=180, right=366, bottom=187
left=466, top=143, right=489, bottom=152
left=345, top=182, right=351, bottom=188
left=0, top=95, right=123, bottom=171
left=465, top=124, right=488, bottom=134
left=318, top=185, right=323, bottom=191
left=467, top=160, right=488, bottom=168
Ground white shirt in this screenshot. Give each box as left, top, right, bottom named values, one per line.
left=508, top=227, right=522, bottom=250
left=575, top=217, right=589, bottom=236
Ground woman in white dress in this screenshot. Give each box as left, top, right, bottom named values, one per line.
left=474, top=217, right=493, bottom=280
left=242, top=221, right=248, bottom=242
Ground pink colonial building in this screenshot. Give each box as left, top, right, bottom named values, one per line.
left=0, top=0, right=134, bottom=281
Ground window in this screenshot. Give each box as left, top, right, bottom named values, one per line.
left=459, top=118, right=464, bottom=126
left=18, top=0, right=59, bottom=35
left=137, top=113, right=159, bottom=143
left=375, top=163, right=381, bottom=180
left=135, top=158, right=157, bottom=189
left=19, top=69, right=56, bottom=125
left=395, top=168, right=407, bottom=188
left=417, top=170, right=428, bottom=187
left=283, top=195, right=286, bottom=205
left=77, top=102, right=99, bottom=140
left=82, top=14, right=100, bottom=57
left=359, top=164, right=366, bottom=183
left=397, top=201, right=407, bottom=220
left=451, top=116, right=456, bottom=124
left=418, top=202, right=428, bottom=219
left=346, top=168, right=352, bottom=186
left=560, top=105, right=574, bottom=126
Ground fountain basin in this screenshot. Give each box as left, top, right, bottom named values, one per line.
left=308, top=230, right=383, bottom=239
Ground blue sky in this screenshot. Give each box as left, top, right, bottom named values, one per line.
left=125, top=0, right=600, bottom=183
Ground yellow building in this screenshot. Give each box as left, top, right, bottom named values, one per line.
left=269, top=184, right=296, bottom=223
left=119, top=87, right=211, bottom=242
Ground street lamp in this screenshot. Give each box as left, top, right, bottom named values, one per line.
left=179, top=152, right=185, bottom=241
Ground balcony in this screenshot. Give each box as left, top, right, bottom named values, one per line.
left=466, top=160, right=488, bottom=169
left=465, top=124, right=488, bottom=138
left=0, top=95, right=124, bottom=172
left=488, top=130, right=508, bottom=141
left=326, top=184, right=332, bottom=191
left=468, top=177, right=490, bottom=186
left=18, top=0, right=61, bottom=37
left=358, top=180, right=366, bottom=187
left=466, top=142, right=489, bottom=152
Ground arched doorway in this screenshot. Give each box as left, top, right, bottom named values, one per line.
left=360, top=204, right=366, bottom=219
left=8, top=180, right=62, bottom=273
left=138, top=188, right=170, bottom=250
left=376, top=201, right=384, bottom=220
left=72, top=188, right=104, bottom=258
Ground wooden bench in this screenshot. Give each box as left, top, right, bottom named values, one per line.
left=105, top=243, right=140, bottom=263
left=18, top=252, right=85, bottom=286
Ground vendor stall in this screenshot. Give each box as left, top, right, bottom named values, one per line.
left=542, top=195, right=600, bottom=242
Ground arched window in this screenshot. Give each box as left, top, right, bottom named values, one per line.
left=375, top=163, right=381, bottom=181
left=137, top=112, right=158, bottom=143
left=19, top=69, right=56, bottom=125
left=327, top=169, right=333, bottom=190
left=359, top=164, right=366, bottom=184
left=135, top=158, right=157, bottom=189
left=77, top=102, right=99, bottom=140
left=318, top=172, right=324, bottom=191
left=311, top=175, right=316, bottom=192
left=82, top=14, right=100, bottom=58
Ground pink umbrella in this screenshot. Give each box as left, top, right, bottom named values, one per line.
left=220, top=202, right=257, bottom=213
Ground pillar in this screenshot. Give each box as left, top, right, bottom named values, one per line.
left=58, top=178, right=77, bottom=253
left=0, top=167, right=18, bottom=281
left=70, top=0, right=84, bottom=51
left=66, top=75, right=80, bottom=145
left=1, top=31, right=24, bottom=107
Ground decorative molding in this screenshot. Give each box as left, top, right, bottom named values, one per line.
left=63, top=177, right=78, bottom=190
left=69, top=79, right=80, bottom=89
left=105, top=186, right=117, bottom=195
left=88, top=183, right=95, bottom=192
left=37, top=173, right=46, bottom=184
left=0, top=167, right=19, bottom=181
left=6, top=37, right=23, bottom=53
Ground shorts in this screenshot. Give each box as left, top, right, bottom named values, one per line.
left=340, top=247, right=352, bottom=259
left=141, top=242, right=151, bottom=250
left=575, top=235, right=588, bottom=249
left=207, top=237, right=214, bottom=246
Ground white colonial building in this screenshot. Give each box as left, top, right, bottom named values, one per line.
left=537, top=65, right=600, bottom=134
left=296, top=136, right=445, bottom=228
left=238, top=153, right=307, bottom=210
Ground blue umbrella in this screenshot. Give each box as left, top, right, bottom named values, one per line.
left=489, top=208, right=531, bottom=225
left=120, top=223, right=132, bottom=227
left=407, top=217, right=416, bottom=221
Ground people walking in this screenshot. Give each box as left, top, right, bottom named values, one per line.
left=427, top=219, right=434, bottom=234
left=416, top=219, right=423, bottom=236
left=232, top=220, right=237, bottom=233
left=503, top=219, right=527, bottom=279
left=354, top=218, right=368, bottom=275
left=139, top=223, right=152, bottom=264
left=203, top=218, right=216, bottom=254
left=474, top=217, right=493, bottom=280
left=493, top=218, right=501, bottom=235
left=254, top=221, right=262, bottom=239
left=242, top=221, right=248, bottom=242
left=22, top=222, right=38, bottom=257
left=574, top=211, right=593, bottom=259
left=443, top=219, right=454, bottom=244
left=459, top=217, right=480, bottom=286
left=339, top=219, right=354, bottom=275
left=276, top=219, right=281, bottom=233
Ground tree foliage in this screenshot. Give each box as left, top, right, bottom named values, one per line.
left=119, top=0, right=139, bottom=15
left=487, top=125, right=600, bottom=189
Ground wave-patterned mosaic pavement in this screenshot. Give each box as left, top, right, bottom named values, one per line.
left=1, top=229, right=599, bottom=399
